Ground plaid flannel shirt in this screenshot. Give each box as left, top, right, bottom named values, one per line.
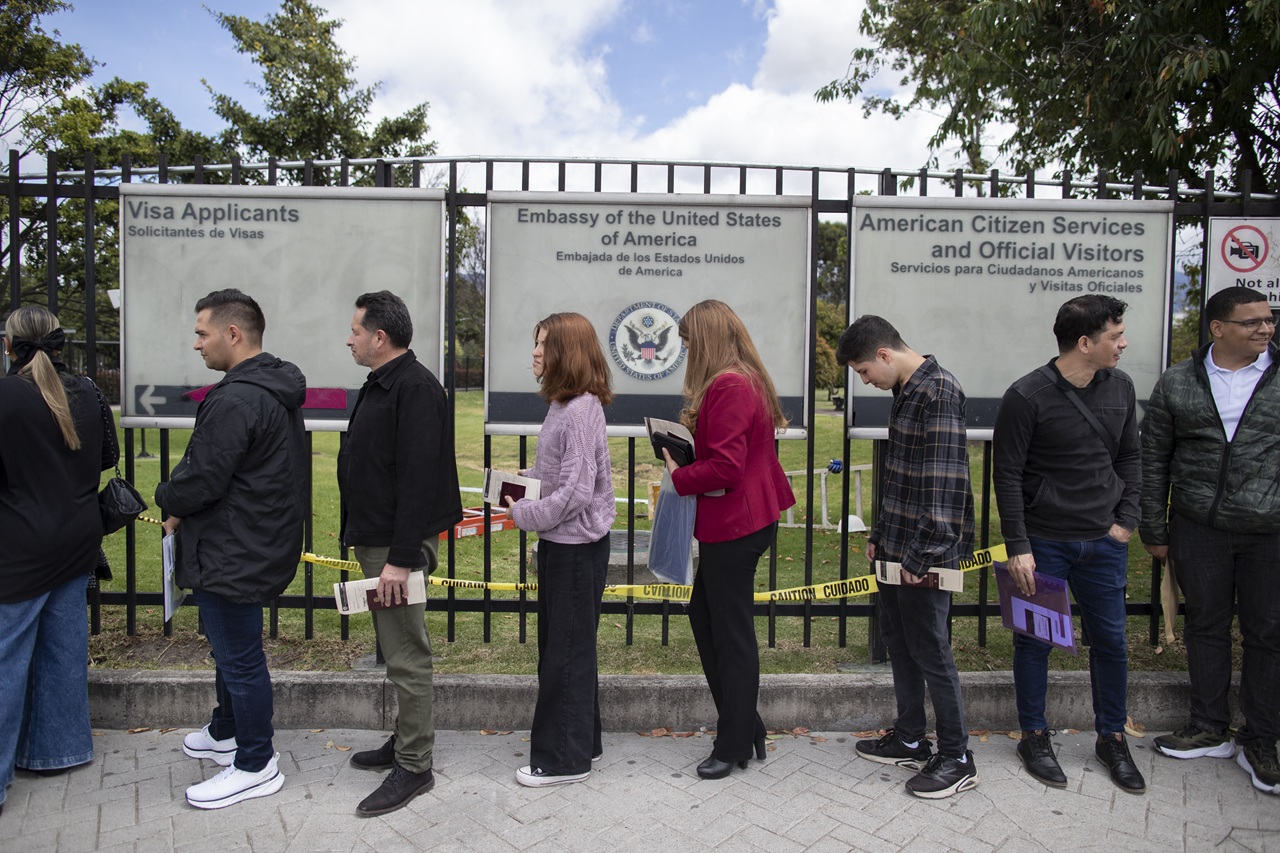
left=868, top=356, right=976, bottom=575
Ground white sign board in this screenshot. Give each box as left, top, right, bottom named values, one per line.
left=1206, top=217, right=1280, bottom=305
left=118, top=184, right=445, bottom=427
left=849, top=196, right=1174, bottom=434
left=486, top=192, right=811, bottom=433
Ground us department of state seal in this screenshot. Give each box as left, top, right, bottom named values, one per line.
left=608, top=301, right=685, bottom=381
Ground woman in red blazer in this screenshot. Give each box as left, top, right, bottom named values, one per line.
left=664, top=299, right=795, bottom=779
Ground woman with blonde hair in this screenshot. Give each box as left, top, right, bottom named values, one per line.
left=0, top=305, right=117, bottom=815
left=506, top=312, right=616, bottom=787
left=663, top=299, right=795, bottom=779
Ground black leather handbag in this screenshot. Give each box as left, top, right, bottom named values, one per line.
left=90, top=379, right=147, bottom=534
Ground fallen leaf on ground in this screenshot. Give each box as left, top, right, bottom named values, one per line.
left=127, top=727, right=151, bottom=734
left=791, top=726, right=810, bottom=735
left=650, top=727, right=670, bottom=737
left=1125, top=716, right=1146, bottom=737
left=810, top=736, right=827, bottom=743
left=479, top=729, right=512, bottom=736
left=852, top=731, right=882, bottom=738
left=310, top=728, right=325, bottom=733
left=1007, top=731, right=1022, bottom=740
left=325, top=740, right=335, bottom=749
left=766, top=734, right=785, bottom=741
left=672, top=731, right=697, bottom=738
left=336, top=745, right=352, bottom=751
left=159, top=727, right=178, bottom=734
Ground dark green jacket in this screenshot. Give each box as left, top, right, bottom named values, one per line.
left=1140, top=342, right=1280, bottom=545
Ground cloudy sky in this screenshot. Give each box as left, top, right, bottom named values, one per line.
left=49, top=0, right=965, bottom=179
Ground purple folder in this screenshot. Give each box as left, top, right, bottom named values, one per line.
left=993, top=561, right=1076, bottom=654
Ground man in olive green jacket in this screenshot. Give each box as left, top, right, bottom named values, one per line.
left=1140, top=285, right=1280, bottom=797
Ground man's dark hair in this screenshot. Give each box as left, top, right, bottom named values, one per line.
left=836, top=315, right=907, bottom=365
left=355, top=290, right=414, bottom=349
left=195, top=289, right=265, bottom=343
left=1053, top=295, right=1127, bottom=351
left=1205, top=285, right=1269, bottom=325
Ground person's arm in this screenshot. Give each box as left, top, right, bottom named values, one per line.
left=992, top=386, right=1038, bottom=594
left=1111, top=384, right=1143, bottom=538
left=154, top=393, right=253, bottom=519
left=670, top=375, right=752, bottom=496
left=901, top=385, right=972, bottom=576
left=386, top=380, right=443, bottom=568
left=1139, top=376, right=1175, bottom=557
left=510, top=400, right=601, bottom=532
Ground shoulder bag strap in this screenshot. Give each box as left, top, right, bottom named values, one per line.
left=1037, top=365, right=1117, bottom=460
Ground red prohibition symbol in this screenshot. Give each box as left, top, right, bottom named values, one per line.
left=1221, top=224, right=1270, bottom=273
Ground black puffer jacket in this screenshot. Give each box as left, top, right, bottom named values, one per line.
left=1140, top=342, right=1280, bottom=544
left=155, top=353, right=307, bottom=603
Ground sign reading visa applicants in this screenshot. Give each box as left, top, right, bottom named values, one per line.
left=486, top=191, right=811, bottom=433
left=118, top=184, right=445, bottom=429
left=848, top=196, right=1174, bottom=435
left=1207, top=218, right=1280, bottom=305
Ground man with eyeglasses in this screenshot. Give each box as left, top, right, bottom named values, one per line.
left=1141, top=285, right=1280, bottom=796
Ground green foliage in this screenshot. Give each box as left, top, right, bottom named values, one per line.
left=206, top=0, right=435, bottom=184
left=814, top=221, right=849, bottom=304
left=818, top=0, right=1280, bottom=191
left=0, top=0, right=92, bottom=158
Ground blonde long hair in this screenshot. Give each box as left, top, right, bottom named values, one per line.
left=678, top=299, right=787, bottom=433
left=6, top=305, right=81, bottom=450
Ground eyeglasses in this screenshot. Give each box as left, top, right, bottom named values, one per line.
left=1221, top=316, right=1278, bottom=332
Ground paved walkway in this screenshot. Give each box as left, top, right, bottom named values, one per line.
left=4, top=727, right=1277, bottom=852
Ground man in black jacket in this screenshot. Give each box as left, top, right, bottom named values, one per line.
left=155, top=289, right=306, bottom=810
left=993, top=295, right=1145, bottom=796
left=338, top=291, right=462, bottom=817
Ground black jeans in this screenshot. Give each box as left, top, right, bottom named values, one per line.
left=877, top=582, right=969, bottom=757
left=531, top=535, right=609, bottom=775
left=1170, top=513, right=1280, bottom=745
left=689, top=523, right=775, bottom=763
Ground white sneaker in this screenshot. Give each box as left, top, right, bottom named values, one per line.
left=183, top=726, right=237, bottom=766
left=186, top=752, right=284, bottom=809
left=515, top=765, right=589, bottom=788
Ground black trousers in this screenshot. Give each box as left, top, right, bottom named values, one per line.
left=530, top=535, right=609, bottom=775
left=688, top=523, right=775, bottom=763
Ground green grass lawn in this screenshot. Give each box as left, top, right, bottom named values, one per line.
left=91, top=389, right=1191, bottom=675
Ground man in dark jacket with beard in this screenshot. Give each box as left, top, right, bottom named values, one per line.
left=155, top=289, right=306, bottom=811
left=1143, top=286, right=1280, bottom=795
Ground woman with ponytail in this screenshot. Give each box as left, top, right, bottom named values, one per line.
left=0, top=305, right=118, bottom=815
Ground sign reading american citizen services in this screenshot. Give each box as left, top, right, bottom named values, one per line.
left=1206, top=217, right=1280, bottom=305
left=486, top=192, right=812, bottom=433
left=849, top=196, right=1174, bottom=434
left=118, top=184, right=445, bottom=428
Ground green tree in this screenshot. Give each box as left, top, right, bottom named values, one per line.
left=818, top=1, right=1280, bottom=191
left=206, top=0, right=435, bottom=183
left=814, top=221, right=849, bottom=305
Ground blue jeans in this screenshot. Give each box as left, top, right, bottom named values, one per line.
left=877, top=582, right=969, bottom=757
left=1014, top=534, right=1130, bottom=735
left=0, top=575, right=94, bottom=807
left=193, top=589, right=275, bottom=772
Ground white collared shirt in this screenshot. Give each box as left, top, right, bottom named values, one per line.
left=1206, top=345, right=1273, bottom=441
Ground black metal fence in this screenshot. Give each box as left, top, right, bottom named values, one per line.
left=5, top=151, right=1278, bottom=659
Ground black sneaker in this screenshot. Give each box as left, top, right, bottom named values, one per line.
left=350, top=734, right=396, bottom=771
left=1236, top=741, right=1280, bottom=795
left=1095, top=733, right=1146, bottom=794
left=355, top=762, right=434, bottom=817
left=1154, top=723, right=1234, bottom=760
left=854, top=728, right=932, bottom=770
left=905, top=751, right=979, bottom=799
left=1017, top=730, right=1067, bottom=788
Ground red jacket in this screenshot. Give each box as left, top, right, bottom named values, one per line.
left=671, top=372, right=795, bottom=543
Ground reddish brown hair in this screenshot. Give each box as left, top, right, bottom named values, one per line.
left=535, top=312, right=614, bottom=406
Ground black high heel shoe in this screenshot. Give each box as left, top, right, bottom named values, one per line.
left=697, top=755, right=748, bottom=779
left=755, top=733, right=767, bottom=761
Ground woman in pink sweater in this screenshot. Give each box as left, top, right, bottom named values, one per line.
left=507, top=313, right=615, bottom=788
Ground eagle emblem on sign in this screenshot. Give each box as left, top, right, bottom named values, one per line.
left=608, top=301, right=685, bottom=380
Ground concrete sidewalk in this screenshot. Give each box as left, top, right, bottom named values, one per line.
left=4, top=725, right=1277, bottom=852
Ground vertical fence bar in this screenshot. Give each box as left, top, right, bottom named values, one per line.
left=447, top=159, right=462, bottom=642
left=626, top=438, right=635, bottom=646
left=83, top=153, right=97, bottom=383
left=125, top=428, right=137, bottom=635
left=519, top=434, right=529, bottom=643
left=802, top=167, right=820, bottom=646
left=978, top=442, right=993, bottom=646
left=7, top=149, right=20, bottom=310
left=45, top=151, right=57, bottom=314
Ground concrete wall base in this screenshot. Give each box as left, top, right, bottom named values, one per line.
left=88, top=670, right=1225, bottom=733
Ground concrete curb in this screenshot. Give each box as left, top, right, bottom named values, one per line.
left=88, top=670, right=1219, bottom=732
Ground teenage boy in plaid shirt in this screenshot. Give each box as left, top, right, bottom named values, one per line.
left=837, top=315, right=978, bottom=799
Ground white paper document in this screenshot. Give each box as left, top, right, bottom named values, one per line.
left=482, top=468, right=541, bottom=505
left=334, top=571, right=428, bottom=616
left=875, top=559, right=964, bottom=592
left=162, top=533, right=187, bottom=621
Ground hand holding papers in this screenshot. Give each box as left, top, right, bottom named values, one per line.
left=334, top=572, right=428, bottom=616
left=874, top=559, right=964, bottom=592
left=162, top=532, right=186, bottom=622
left=482, top=468, right=541, bottom=505
left=993, top=561, right=1076, bottom=654
left=645, top=417, right=695, bottom=468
